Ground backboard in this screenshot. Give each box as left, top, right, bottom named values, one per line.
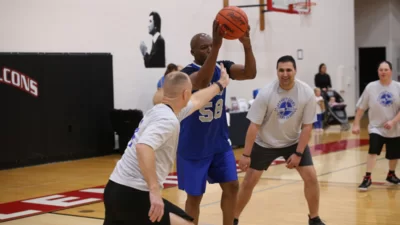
left=267, top=0, right=315, bottom=14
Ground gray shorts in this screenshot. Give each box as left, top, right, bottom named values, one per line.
left=250, top=142, right=313, bottom=171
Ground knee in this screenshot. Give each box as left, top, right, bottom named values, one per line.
left=221, top=180, right=239, bottom=195
left=241, top=172, right=259, bottom=190
left=186, top=194, right=203, bottom=206
left=303, top=173, right=318, bottom=186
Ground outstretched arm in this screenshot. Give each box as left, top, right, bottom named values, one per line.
left=228, top=27, right=257, bottom=80
left=188, top=63, right=230, bottom=114
left=177, top=63, right=231, bottom=120
left=189, top=20, right=225, bottom=90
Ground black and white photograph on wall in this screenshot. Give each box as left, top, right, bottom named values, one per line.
left=139, top=11, right=166, bottom=68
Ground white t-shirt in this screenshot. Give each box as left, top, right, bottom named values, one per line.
left=356, top=80, right=400, bottom=137
left=247, top=79, right=316, bottom=148
left=315, top=96, right=324, bottom=114
left=109, top=101, right=194, bottom=191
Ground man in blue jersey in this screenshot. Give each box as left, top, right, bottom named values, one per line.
left=177, top=20, right=257, bottom=225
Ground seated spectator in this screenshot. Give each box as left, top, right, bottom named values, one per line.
left=314, top=63, right=332, bottom=92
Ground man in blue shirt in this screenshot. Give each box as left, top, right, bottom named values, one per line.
left=177, top=20, right=257, bottom=225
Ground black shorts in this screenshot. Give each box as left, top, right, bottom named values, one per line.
left=103, top=180, right=193, bottom=225
left=369, top=133, right=400, bottom=159
left=250, top=142, right=313, bottom=171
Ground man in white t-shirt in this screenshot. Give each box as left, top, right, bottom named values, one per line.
left=233, top=56, right=325, bottom=225
left=352, top=60, right=400, bottom=191
left=103, top=64, right=230, bottom=225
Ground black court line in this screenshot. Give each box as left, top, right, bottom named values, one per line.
left=201, top=157, right=387, bottom=208
left=49, top=212, right=104, bottom=221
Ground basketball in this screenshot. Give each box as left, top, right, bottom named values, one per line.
left=216, top=6, right=249, bottom=40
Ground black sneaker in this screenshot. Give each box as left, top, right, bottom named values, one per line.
left=358, top=176, right=372, bottom=191
left=233, top=218, right=239, bottom=225
left=309, top=215, right=326, bottom=225
left=386, top=173, right=400, bottom=185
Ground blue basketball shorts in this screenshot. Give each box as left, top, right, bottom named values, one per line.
left=176, top=150, right=238, bottom=196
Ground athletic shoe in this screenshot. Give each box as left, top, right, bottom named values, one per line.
left=386, top=173, right=400, bottom=185
left=358, top=176, right=372, bottom=191
left=309, top=215, right=326, bottom=225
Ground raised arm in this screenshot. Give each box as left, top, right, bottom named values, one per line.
left=187, top=63, right=230, bottom=115
left=189, top=21, right=225, bottom=90
left=228, top=27, right=257, bottom=80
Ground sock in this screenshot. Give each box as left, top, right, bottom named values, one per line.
left=365, top=172, right=371, bottom=177
left=388, top=170, right=395, bottom=175
left=233, top=218, right=239, bottom=225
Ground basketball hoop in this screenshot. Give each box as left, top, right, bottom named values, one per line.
left=290, top=1, right=316, bottom=14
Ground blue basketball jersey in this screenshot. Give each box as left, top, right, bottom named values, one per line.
left=177, top=61, right=234, bottom=159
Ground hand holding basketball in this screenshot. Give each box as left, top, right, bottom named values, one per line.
left=239, top=25, right=251, bottom=47
left=212, top=20, right=226, bottom=48
left=216, top=6, right=249, bottom=40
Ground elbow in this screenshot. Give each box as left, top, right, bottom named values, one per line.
left=250, top=122, right=261, bottom=131
left=246, top=70, right=257, bottom=79
left=246, top=67, right=257, bottom=79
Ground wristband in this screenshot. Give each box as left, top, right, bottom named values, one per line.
left=242, top=153, right=250, bottom=158
left=215, top=81, right=224, bottom=92
left=294, top=151, right=303, bottom=157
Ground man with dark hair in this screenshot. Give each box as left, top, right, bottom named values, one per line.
left=233, top=55, right=325, bottom=225
left=353, top=60, right=400, bottom=191
left=140, top=11, right=165, bottom=68
left=103, top=66, right=231, bottom=225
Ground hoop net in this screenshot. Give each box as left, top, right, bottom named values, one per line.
left=290, top=1, right=316, bottom=14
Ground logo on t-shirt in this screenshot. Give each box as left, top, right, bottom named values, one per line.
left=275, top=97, right=297, bottom=119
left=378, top=91, right=393, bottom=107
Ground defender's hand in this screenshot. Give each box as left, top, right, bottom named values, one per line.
left=148, top=190, right=164, bottom=222
left=217, top=63, right=230, bottom=88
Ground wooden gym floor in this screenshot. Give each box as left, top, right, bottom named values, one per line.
left=1, top=118, right=399, bottom=225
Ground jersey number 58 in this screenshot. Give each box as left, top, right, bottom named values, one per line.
left=199, top=99, right=224, bottom=122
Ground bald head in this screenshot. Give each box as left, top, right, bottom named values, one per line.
left=163, top=71, right=192, bottom=98
left=190, top=33, right=211, bottom=50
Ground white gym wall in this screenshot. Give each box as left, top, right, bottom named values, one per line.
left=0, top=0, right=356, bottom=115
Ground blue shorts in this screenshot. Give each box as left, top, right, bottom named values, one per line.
left=176, top=150, right=238, bottom=196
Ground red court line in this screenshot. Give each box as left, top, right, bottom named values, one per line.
left=0, top=139, right=369, bottom=222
